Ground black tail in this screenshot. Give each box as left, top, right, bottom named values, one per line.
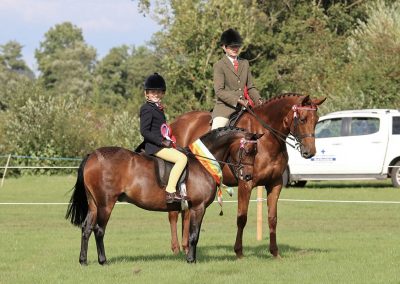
left=65, top=155, right=90, bottom=227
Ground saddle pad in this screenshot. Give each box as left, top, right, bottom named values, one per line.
left=188, top=139, right=222, bottom=186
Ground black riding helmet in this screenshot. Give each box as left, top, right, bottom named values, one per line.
left=220, top=28, right=243, bottom=47
left=144, top=73, right=166, bottom=91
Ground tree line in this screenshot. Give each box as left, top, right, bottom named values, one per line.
left=0, top=0, right=399, bottom=168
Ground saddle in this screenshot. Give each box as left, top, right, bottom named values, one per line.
left=138, top=151, right=188, bottom=189
left=229, top=106, right=248, bottom=127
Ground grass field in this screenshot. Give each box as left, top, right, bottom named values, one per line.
left=0, top=176, right=399, bottom=283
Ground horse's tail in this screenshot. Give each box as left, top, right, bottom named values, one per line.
left=65, top=155, right=90, bottom=227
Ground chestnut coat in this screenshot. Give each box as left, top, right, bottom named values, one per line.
left=212, top=56, right=261, bottom=119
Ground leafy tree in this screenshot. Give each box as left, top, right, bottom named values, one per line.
left=0, top=41, right=33, bottom=76
left=94, top=45, right=159, bottom=109
left=35, top=22, right=96, bottom=97
left=0, top=41, right=34, bottom=110
left=346, top=0, right=400, bottom=109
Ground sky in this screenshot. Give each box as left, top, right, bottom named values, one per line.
left=0, top=0, right=161, bottom=72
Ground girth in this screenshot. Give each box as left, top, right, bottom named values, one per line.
left=139, top=152, right=188, bottom=188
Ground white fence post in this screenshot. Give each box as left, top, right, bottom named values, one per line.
left=1, top=154, right=12, bottom=188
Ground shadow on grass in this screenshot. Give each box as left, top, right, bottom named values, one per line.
left=288, top=181, right=392, bottom=189
left=107, top=243, right=328, bottom=264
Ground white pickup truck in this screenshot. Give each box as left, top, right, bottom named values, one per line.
left=285, top=109, right=400, bottom=188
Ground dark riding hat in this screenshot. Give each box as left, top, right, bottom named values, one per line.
left=144, top=73, right=166, bottom=91
left=220, top=28, right=243, bottom=47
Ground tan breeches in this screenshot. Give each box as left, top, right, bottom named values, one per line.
left=155, top=148, right=188, bottom=193
left=211, top=117, right=229, bottom=130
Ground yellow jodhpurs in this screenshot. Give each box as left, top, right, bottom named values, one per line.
left=211, top=117, right=229, bottom=130
left=155, top=148, right=188, bottom=193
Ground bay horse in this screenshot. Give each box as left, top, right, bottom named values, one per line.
left=168, top=93, right=326, bottom=258
left=65, top=127, right=261, bottom=264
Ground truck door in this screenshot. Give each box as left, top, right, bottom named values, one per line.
left=288, top=117, right=346, bottom=174
left=310, top=117, right=347, bottom=174
left=340, top=116, right=386, bottom=174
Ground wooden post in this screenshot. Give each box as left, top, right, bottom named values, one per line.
left=1, top=154, right=11, bottom=188
left=256, top=186, right=263, bottom=240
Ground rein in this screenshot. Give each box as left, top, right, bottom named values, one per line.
left=181, top=138, right=257, bottom=168
left=245, top=107, right=297, bottom=149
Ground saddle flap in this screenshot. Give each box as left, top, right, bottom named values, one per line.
left=140, top=152, right=188, bottom=188
left=228, top=108, right=245, bottom=126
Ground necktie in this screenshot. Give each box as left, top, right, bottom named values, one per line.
left=233, top=59, right=239, bottom=72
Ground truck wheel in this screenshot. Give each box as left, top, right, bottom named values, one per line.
left=292, top=181, right=307, bottom=188
left=391, top=161, right=400, bottom=188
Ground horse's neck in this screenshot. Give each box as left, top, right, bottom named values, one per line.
left=200, top=134, right=237, bottom=162
left=252, top=98, right=295, bottom=135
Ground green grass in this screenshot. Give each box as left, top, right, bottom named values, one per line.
left=0, top=176, right=399, bottom=283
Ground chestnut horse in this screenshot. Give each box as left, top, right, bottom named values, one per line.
left=168, top=93, right=326, bottom=258
left=65, top=127, right=261, bottom=264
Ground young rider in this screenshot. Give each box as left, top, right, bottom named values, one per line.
left=139, top=73, right=187, bottom=203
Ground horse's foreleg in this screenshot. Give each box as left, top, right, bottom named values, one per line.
left=181, top=209, right=190, bottom=255
left=79, top=208, right=97, bottom=265
left=168, top=211, right=180, bottom=255
left=266, top=184, right=282, bottom=258
left=186, top=206, right=205, bottom=263
left=234, top=183, right=252, bottom=258
left=94, top=205, right=113, bottom=265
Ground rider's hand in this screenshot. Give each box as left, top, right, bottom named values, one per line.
left=237, top=99, right=249, bottom=108
left=161, top=138, right=172, bottom=148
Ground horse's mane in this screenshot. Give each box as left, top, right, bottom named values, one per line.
left=200, top=126, right=247, bottom=142
left=259, top=93, right=304, bottom=107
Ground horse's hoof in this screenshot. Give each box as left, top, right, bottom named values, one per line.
left=273, top=254, right=282, bottom=260
left=186, top=257, right=196, bottom=264
left=79, top=260, right=88, bottom=266
left=236, top=253, right=244, bottom=259
left=234, top=248, right=244, bottom=259
left=172, top=247, right=180, bottom=255
left=99, top=259, right=108, bottom=265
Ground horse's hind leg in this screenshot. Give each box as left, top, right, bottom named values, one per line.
left=234, top=184, right=252, bottom=258
left=79, top=206, right=97, bottom=265
left=186, top=206, right=205, bottom=263
left=168, top=211, right=180, bottom=254
left=93, top=205, right=113, bottom=265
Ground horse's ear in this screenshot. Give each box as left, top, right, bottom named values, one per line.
left=312, top=97, right=327, bottom=106
left=300, top=95, right=311, bottom=105
left=254, top=133, right=264, bottom=140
